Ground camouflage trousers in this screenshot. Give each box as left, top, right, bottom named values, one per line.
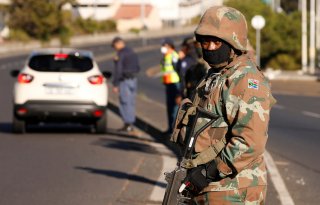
left=193, top=185, right=266, bottom=205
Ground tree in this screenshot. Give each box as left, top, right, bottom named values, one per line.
left=225, top=0, right=302, bottom=70
left=9, top=0, right=57, bottom=41
left=8, top=0, right=74, bottom=44
left=53, top=0, right=76, bottom=44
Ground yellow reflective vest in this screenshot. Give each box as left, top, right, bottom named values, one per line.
left=161, top=51, right=180, bottom=84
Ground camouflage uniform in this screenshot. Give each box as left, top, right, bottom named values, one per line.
left=185, top=6, right=275, bottom=205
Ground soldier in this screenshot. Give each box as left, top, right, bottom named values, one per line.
left=172, top=6, right=276, bottom=204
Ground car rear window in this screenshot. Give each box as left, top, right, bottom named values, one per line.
left=28, top=54, right=93, bottom=72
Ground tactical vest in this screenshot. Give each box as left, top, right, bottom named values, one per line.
left=161, top=52, right=180, bottom=84
left=171, top=72, right=227, bottom=168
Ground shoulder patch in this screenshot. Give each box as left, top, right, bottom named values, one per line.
left=248, top=79, right=259, bottom=89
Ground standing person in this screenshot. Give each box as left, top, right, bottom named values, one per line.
left=176, top=37, right=198, bottom=98
left=170, top=6, right=276, bottom=204
left=160, top=38, right=181, bottom=135
left=111, top=37, right=140, bottom=132
left=178, top=37, right=208, bottom=99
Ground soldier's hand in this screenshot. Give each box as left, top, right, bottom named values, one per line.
left=183, top=166, right=208, bottom=195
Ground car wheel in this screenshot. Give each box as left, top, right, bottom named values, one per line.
left=94, top=110, right=107, bottom=134
left=12, top=115, right=26, bottom=134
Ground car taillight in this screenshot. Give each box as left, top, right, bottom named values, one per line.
left=17, top=108, right=28, bottom=115
left=88, top=75, right=104, bottom=85
left=18, top=73, right=34, bottom=84
left=93, top=110, right=103, bottom=117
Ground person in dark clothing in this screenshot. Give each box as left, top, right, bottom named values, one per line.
left=111, top=37, right=140, bottom=132
left=176, top=37, right=198, bottom=98
left=184, top=62, right=208, bottom=99
left=177, top=37, right=208, bottom=99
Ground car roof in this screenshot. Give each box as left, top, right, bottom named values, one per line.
left=30, top=48, right=94, bottom=58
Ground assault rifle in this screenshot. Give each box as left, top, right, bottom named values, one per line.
left=162, top=106, right=219, bottom=205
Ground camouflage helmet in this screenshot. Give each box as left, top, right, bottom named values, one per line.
left=195, top=6, right=248, bottom=51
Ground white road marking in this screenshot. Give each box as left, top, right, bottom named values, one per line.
left=149, top=142, right=176, bottom=203
left=265, top=151, right=295, bottom=205
left=302, top=111, right=320, bottom=118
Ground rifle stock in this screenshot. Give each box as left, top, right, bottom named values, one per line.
left=162, top=165, right=191, bottom=205
left=162, top=106, right=219, bottom=205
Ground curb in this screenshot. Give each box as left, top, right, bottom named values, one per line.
left=264, top=69, right=320, bottom=82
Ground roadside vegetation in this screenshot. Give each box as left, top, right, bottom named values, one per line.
left=4, top=0, right=302, bottom=70
left=6, top=0, right=116, bottom=45
left=225, top=0, right=301, bottom=70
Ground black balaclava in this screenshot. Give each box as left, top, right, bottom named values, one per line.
left=202, top=41, right=232, bottom=68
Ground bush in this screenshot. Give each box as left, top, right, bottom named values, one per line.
left=103, top=20, right=117, bottom=32
left=129, top=28, right=141, bottom=34
left=75, top=18, right=99, bottom=34
left=9, top=29, right=31, bottom=42
left=267, top=54, right=300, bottom=70
left=190, top=15, right=201, bottom=25
left=74, top=18, right=116, bottom=34
left=58, top=26, right=72, bottom=45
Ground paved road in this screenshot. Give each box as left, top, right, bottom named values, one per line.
left=1, top=36, right=320, bottom=204
left=267, top=94, right=320, bottom=205
left=0, top=53, right=164, bottom=204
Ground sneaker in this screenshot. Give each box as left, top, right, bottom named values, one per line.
left=117, top=124, right=134, bottom=132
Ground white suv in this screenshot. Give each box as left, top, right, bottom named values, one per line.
left=11, top=48, right=110, bottom=134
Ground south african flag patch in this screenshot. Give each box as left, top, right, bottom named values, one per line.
left=248, top=79, right=259, bottom=89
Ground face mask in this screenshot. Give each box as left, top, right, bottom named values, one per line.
left=202, top=42, right=231, bottom=67
left=161, top=46, right=168, bottom=54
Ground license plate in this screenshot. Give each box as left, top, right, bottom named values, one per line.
left=45, top=87, right=75, bottom=95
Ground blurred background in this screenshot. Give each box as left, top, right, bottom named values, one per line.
left=0, top=0, right=319, bottom=73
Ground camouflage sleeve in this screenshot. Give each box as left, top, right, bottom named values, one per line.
left=215, top=69, right=272, bottom=177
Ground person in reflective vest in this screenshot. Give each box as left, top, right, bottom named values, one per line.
left=160, top=38, right=181, bottom=135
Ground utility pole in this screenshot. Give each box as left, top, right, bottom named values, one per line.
left=251, top=15, right=266, bottom=67
left=276, top=0, right=281, bottom=12
left=310, top=0, right=316, bottom=74
left=298, top=0, right=302, bottom=11
left=302, top=0, right=308, bottom=73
